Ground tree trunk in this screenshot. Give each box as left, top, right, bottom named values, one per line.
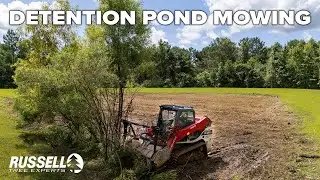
left=116, top=63, right=124, bottom=147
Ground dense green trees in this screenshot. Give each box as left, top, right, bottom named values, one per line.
left=1, top=30, right=319, bottom=89
left=133, top=37, right=320, bottom=89
left=13, top=1, right=151, bottom=179
left=0, top=44, right=12, bottom=88
left=1, top=27, right=320, bottom=90
left=135, top=40, right=196, bottom=87
left=0, top=30, right=25, bottom=88
left=238, top=37, right=268, bottom=63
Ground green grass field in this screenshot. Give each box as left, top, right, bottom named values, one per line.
left=0, top=88, right=319, bottom=178
left=0, top=89, right=29, bottom=179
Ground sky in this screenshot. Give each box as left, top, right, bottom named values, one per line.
left=0, top=0, right=320, bottom=49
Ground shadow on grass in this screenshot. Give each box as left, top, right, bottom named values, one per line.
left=14, top=129, right=94, bottom=180
left=13, top=141, right=69, bottom=180
left=15, top=128, right=112, bottom=180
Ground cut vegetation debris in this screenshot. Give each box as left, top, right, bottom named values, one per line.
left=133, top=89, right=320, bottom=179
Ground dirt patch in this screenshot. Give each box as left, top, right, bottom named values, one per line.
left=128, top=93, right=307, bottom=179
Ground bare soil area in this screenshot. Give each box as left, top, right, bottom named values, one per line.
left=128, top=93, right=310, bottom=180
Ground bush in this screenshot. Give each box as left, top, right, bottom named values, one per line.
left=107, top=148, right=150, bottom=179
left=177, top=73, right=196, bottom=87
left=151, top=170, right=177, bottom=180
left=196, top=71, right=214, bottom=87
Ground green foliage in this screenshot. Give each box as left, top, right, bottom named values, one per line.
left=0, top=30, right=25, bottom=88
left=13, top=1, right=150, bottom=179
left=106, top=148, right=150, bottom=179
left=98, top=1, right=151, bottom=150
left=134, top=40, right=196, bottom=87
left=265, top=43, right=287, bottom=87
left=199, top=37, right=237, bottom=71
left=114, top=169, right=136, bottom=180
left=151, top=170, right=177, bottom=180
left=14, top=27, right=120, bottom=158
left=13, top=0, right=112, bottom=176
left=132, top=37, right=320, bottom=89
left=238, top=37, right=268, bottom=63
left=99, top=0, right=150, bottom=83
left=0, top=44, right=13, bottom=88
left=3, top=30, right=21, bottom=59
left=195, top=71, right=214, bottom=87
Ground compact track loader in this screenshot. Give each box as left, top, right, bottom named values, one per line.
left=122, top=105, right=213, bottom=168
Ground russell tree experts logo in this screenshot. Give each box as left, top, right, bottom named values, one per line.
left=67, top=153, right=84, bottom=174
left=9, top=153, right=84, bottom=174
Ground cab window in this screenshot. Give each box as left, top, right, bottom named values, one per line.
left=177, top=111, right=194, bottom=128
left=160, top=110, right=176, bottom=126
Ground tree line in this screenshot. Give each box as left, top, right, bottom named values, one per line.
left=2, top=31, right=319, bottom=89
left=132, top=37, right=320, bottom=89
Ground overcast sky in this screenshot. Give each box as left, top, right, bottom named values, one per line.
left=0, top=0, right=320, bottom=49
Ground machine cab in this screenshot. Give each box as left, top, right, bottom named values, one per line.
left=157, top=105, right=195, bottom=137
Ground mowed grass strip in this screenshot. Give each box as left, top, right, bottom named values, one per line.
left=0, top=89, right=28, bottom=179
